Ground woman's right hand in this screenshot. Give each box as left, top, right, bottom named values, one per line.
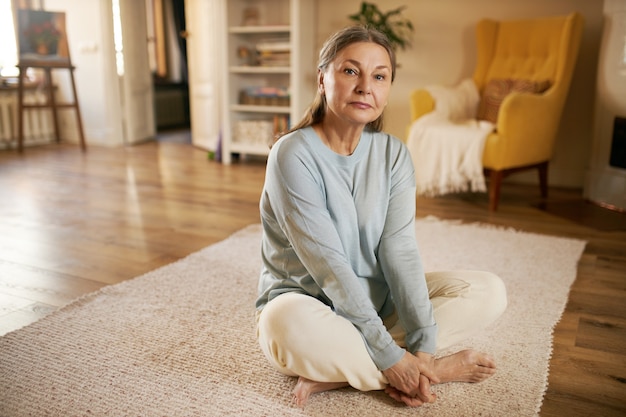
left=382, top=351, right=438, bottom=406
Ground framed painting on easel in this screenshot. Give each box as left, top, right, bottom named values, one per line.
left=16, top=8, right=70, bottom=66
left=13, top=7, right=85, bottom=152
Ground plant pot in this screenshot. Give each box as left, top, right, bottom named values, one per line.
left=36, top=43, right=49, bottom=55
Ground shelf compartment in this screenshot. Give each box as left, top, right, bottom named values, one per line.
left=229, top=142, right=271, bottom=156
left=229, top=25, right=290, bottom=34
left=221, top=0, right=315, bottom=164
left=231, top=104, right=291, bottom=114
left=229, top=66, right=290, bottom=74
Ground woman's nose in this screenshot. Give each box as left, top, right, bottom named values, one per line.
left=356, top=78, right=371, bottom=95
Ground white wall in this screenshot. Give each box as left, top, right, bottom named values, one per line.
left=316, top=0, right=604, bottom=187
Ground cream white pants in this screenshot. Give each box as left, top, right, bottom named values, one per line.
left=256, top=270, right=507, bottom=391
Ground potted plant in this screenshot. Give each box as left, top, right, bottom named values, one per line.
left=348, top=2, right=414, bottom=51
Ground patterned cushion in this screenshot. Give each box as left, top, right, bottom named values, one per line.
left=477, top=79, right=551, bottom=123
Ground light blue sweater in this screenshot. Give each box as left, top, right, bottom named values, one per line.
left=256, top=126, right=437, bottom=371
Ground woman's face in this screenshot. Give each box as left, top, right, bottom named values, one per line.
left=319, top=41, right=392, bottom=127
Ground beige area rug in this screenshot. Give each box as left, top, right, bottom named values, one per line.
left=0, top=217, right=586, bottom=417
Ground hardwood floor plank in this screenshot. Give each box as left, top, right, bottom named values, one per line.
left=541, top=393, right=625, bottom=417
left=0, top=302, right=58, bottom=336
left=0, top=292, right=34, bottom=315
left=543, top=344, right=626, bottom=414
left=551, top=312, right=581, bottom=347
left=575, top=315, right=626, bottom=355
left=567, top=290, right=626, bottom=320
left=0, top=261, right=104, bottom=306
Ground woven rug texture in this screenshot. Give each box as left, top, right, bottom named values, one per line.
left=0, top=217, right=586, bottom=417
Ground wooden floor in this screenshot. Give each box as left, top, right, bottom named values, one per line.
left=1, top=139, right=624, bottom=416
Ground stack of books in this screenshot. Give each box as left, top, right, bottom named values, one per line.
left=239, top=86, right=290, bottom=107
left=256, top=40, right=290, bottom=67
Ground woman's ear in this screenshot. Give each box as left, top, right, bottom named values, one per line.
left=317, top=70, right=325, bottom=94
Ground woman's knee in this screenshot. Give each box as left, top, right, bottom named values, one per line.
left=257, top=293, right=315, bottom=375
left=257, top=293, right=384, bottom=389
left=257, top=293, right=313, bottom=346
left=434, top=270, right=507, bottom=322
left=470, top=271, right=508, bottom=321
left=257, top=293, right=341, bottom=361
left=486, top=272, right=507, bottom=313
left=431, top=270, right=507, bottom=350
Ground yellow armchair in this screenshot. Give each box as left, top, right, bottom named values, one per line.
left=409, top=12, right=584, bottom=210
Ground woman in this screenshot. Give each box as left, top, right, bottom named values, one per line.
left=255, top=25, right=507, bottom=408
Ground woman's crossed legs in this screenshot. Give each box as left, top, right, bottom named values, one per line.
left=256, top=270, right=507, bottom=406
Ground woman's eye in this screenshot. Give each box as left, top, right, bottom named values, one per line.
left=375, top=74, right=385, bottom=81
left=344, top=68, right=357, bottom=75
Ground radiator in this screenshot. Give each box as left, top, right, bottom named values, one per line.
left=0, top=89, right=55, bottom=149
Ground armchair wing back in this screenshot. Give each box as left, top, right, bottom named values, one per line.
left=475, top=12, right=584, bottom=170
left=409, top=12, right=584, bottom=210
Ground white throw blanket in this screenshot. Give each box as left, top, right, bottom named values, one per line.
left=407, top=79, right=495, bottom=197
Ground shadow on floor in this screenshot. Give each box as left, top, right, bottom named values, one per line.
left=156, top=128, right=191, bottom=144
left=534, top=199, right=626, bottom=231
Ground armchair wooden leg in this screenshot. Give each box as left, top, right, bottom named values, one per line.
left=488, top=170, right=504, bottom=211
left=538, top=162, right=549, bottom=198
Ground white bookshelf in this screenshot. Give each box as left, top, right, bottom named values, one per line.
left=220, top=0, right=316, bottom=164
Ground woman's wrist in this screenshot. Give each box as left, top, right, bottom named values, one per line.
left=413, top=351, right=436, bottom=370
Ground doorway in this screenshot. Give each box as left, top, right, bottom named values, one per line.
left=147, top=0, right=191, bottom=141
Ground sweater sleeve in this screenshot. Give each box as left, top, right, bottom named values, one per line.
left=377, top=146, right=438, bottom=354
left=262, top=136, right=405, bottom=370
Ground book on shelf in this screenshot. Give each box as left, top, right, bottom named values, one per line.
left=255, top=40, right=291, bottom=52
left=258, top=52, right=290, bottom=67
left=239, top=86, right=290, bottom=106
left=256, top=39, right=290, bottom=67
left=273, top=114, right=290, bottom=137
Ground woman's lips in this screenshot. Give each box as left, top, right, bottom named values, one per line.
left=350, top=101, right=372, bottom=109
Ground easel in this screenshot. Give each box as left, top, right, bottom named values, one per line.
left=16, top=60, right=86, bottom=152
left=15, top=8, right=86, bottom=152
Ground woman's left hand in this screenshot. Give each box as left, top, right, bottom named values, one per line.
left=382, top=351, right=438, bottom=406
left=384, top=373, right=436, bottom=407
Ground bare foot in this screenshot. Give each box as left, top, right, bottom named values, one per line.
left=292, top=350, right=494, bottom=407
left=433, top=349, right=497, bottom=384
left=292, top=376, right=349, bottom=407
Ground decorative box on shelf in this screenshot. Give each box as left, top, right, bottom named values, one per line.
left=234, top=120, right=274, bottom=146
left=233, top=114, right=290, bottom=148
left=238, top=86, right=290, bottom=107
